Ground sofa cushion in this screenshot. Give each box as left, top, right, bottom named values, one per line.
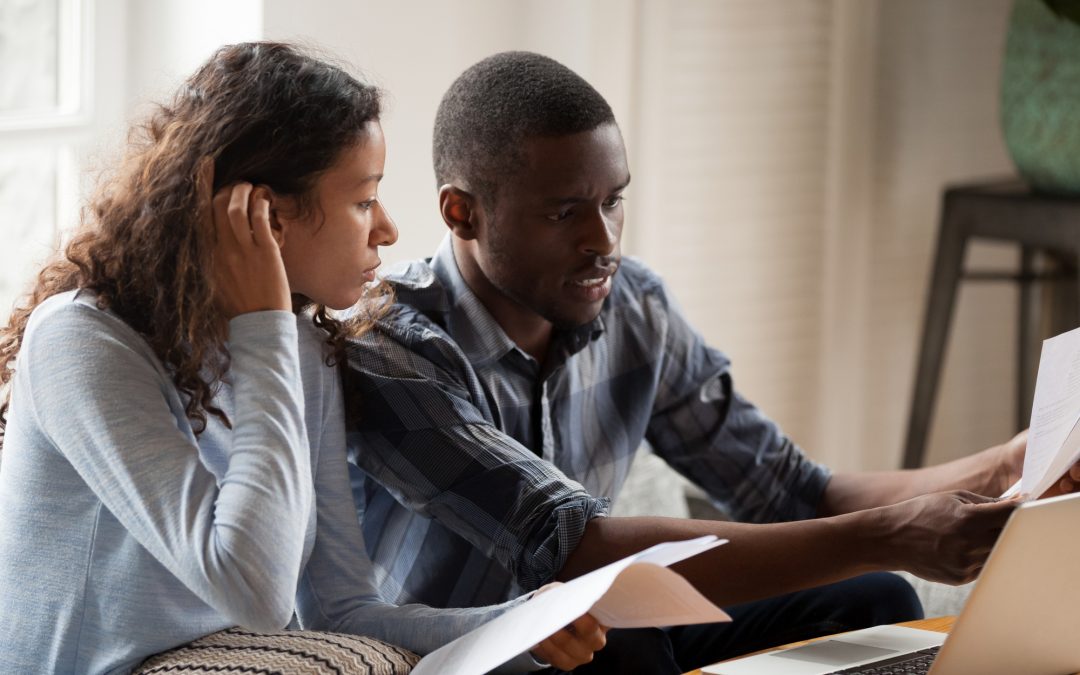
left=134, top=626, right=419, bottom=674
left=893, top=571, right=974, bottom=618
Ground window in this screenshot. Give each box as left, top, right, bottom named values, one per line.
left=0, top=0, right=89, bottom=319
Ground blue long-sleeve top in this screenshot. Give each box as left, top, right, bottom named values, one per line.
left=0, top=290, right=527, bottom=674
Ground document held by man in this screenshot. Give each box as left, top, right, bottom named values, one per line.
left=409, top=536, right=731, bottom=675
left=1002, top=325, right=1080, bottom=500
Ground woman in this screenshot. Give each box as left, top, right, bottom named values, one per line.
left=0, top=42, right=603, bottom=673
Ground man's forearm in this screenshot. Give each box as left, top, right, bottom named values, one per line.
left=819, top=440, right=1016, bottom=516
left=558, top=488, right=1018, bottom=608
left=558, top=511, right=890, bottom=607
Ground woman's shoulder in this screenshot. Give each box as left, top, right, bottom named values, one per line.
left=29, top=289, right=119, bottom=329
left=22, top=290, right=159, bottom=369
left=25, top=288, right=84, bottom=323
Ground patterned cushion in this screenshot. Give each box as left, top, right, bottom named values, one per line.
left=134, top=627, right=419, bottom=674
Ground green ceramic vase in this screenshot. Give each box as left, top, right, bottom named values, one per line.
left=1001, top=0, right=1080, bottom=195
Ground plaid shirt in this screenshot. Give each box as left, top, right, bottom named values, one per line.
left=343, top=236, right=830, bottom=608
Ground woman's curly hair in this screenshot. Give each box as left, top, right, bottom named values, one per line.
left=0, top=42, right=389, bottom=443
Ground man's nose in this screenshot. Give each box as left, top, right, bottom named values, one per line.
left=579, top=209, right=619, bottom=257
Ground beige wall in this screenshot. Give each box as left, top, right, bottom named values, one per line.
left=263, top=0, right=639, bottom=267
left=631, top=0, right=1020, bottom=472
left=858, top=0, right=1017, bottom=469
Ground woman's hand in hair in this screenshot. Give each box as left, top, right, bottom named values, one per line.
left=199, top=158, right=292, bottom=318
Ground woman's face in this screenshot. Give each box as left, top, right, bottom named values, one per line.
left=277, top=121, right=398, bottom=310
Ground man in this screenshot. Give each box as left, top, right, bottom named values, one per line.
left=343, top=51, right=1035, bottom=672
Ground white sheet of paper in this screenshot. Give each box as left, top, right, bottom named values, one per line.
left=1027, top=418, right=1080, bottom=500
left=1021, top=326, right=1080, bottom=499
left=1000, top=479, right=1020, bottom=499
left=410, top=536, right=730, bottom=675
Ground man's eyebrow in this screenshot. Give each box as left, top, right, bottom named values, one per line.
left=540, top=176, right=632, bottom=205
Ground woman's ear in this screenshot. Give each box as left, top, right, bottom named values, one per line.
left=439, top=185, right=479, bottom=241
left=251, top=185, right=285, bottom=248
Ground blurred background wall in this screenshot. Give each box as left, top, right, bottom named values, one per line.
left=0, top=0, right=1020, bottom=473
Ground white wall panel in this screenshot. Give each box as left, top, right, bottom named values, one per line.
left=263, top=0, right=639, bottom=268
left=632, top=0, right=833, bottom=461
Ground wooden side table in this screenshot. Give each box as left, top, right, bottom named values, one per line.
left=903, top=180, right=1080, bottom=469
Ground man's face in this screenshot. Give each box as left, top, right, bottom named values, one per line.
left=473, top=123, right=630, bottom=329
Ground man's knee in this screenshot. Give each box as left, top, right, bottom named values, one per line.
left=830, top=572, right=925, bottom=627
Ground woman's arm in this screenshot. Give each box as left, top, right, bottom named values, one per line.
left=23, top=298, right=312, bottom=630
left=294, top=327, right=602, bottom=671
left=293, top=327, right=519, bottom=648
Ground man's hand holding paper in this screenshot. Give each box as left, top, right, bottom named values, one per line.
left=999, top=326, right=1080, bottom=501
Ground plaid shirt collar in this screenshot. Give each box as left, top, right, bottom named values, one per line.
left=422, top=235, right=606, bottom=370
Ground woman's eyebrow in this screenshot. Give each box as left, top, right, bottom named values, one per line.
left=352, top=173, right=383, bottom=188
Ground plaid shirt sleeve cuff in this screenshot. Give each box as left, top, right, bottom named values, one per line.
left=514, top=494, right=611, bottom=592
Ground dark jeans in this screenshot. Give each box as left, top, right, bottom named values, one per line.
left=548, top=572, right=924, bottom=674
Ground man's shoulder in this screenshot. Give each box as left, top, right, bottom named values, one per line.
left=612, top=257, right=667, bottom=297
left=382, top=258, right=449, bottom=311
left=383, top=257, right=435, bottom=287
left=364, top=258, right=450, bottom=337
left=347, top=260, right=466, bottom=376
left=606, top=257, right=675, bottom=321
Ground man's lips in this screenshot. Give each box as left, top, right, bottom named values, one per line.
left=567, top=262, right=619, bottom=286
left=571, top=277, right=607, bottom=288
left=565, top=262, right=618, bottom=303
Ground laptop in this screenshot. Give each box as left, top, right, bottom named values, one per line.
left=703, top=491, right=1080, bottom=675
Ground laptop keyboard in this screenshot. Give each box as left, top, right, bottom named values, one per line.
left=831, top=645, right=941, bottom=674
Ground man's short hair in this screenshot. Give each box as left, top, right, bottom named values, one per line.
left=433, top=51, right=616, bottom=203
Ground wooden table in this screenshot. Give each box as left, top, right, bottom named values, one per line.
left=683, top=617, right=955, bottom=675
